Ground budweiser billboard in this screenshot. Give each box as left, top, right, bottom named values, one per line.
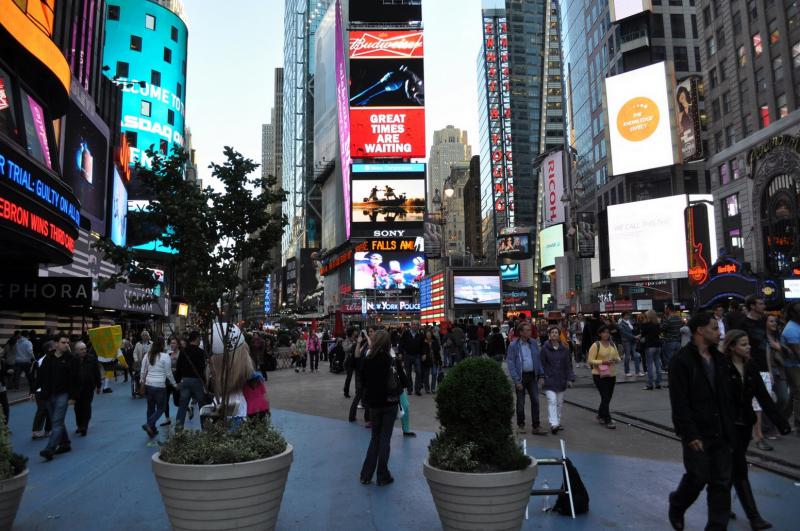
left=350, top=108, right=425, bottom=158
left=349, top=30, right=424, bottom=59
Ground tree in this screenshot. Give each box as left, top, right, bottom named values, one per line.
left=94, top=147, right=286, bottom=421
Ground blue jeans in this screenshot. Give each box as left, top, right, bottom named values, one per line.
left=360, top=404, right=398, bottom=483
left=403, top=355, right=422, bottom=394
left=661, top=341, right=681, bottom=369
left=515, top=372, right=540, bottom=427
left=176, top=377, right=208, bottom=428
left=399, top=391, right=410, bottom=433
left=145, top=385, right=166, bottom=430
left=646, top=347, right=663, bottom=387
left=45, top=393, right=69, bottom=452
left=429, top=364, right=440, bottom=392
left=622, top=342, right=641, bottom=374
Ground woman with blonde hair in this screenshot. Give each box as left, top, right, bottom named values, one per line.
left=210, top=341, right=255, bottom=421
left=641, top=309, right=663, bottom=390
left=721, top=329, right=790, bottom=530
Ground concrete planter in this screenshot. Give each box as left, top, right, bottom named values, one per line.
left=0, top=468, right=27, bottom=531
left=423, top=460, right=537, bottom=531
left=152, top=445, right=293, bottom=531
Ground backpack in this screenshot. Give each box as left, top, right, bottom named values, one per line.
left=552, top=458, right=590, bottom=516
left=386, top=361, right=401, bottom=403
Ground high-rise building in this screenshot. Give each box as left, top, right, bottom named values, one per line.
left=697, top=0, right=800, bottom=278
left=464, top=155, right=484, bottom=261
left=427, top=126, right=472, bottom=209
left=262, top=123, right=275, bottom=179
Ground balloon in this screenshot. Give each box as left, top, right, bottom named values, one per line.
left=210, top=321, right=244, bottom=355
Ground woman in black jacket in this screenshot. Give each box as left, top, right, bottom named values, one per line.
left=486, top=326, right=506, bottom=362
left=359, top=330, right=404, bottom=486
left=722, top=330, right=791, bottom=530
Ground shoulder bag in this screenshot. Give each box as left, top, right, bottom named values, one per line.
left=138, top=359, right=149, bottom=396
left=184, top=352, right=214, bottom=404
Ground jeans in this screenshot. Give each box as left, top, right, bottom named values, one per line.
left=344, top=365, right=354, bottom=396
left=592, top=375, right=616, bottom=422
left=670, top=438, right=732, bottom=531
left=145, top=385, right=166, bottom=430
left=399, top=391, right=410, bottom=433
left=662, top=341, right=681, bottom=370
left=622, top=341, right=641, bottom=374
left=349, top=371, right=370, bottom=423
left=429, top=364, right=440, bottom=392
left=515, top=372, right=540, bottom=427
left=33, top=395, right=51, bottom=433
left=360, top=404, right=398, bottom=483
left=308, top=350, right=319, bottom=371
left=45, top=393, right=69, bottom=452
left=13, top=361, right=32, bottom=391
left=783, top=366, right=800, bottom=428
left=163, top=382, right=179, bottom=418
left=545, top=390, right=564, bottom=428
left=176, top=377, right=208, bottom=428
left=74, top=388, right=95, bottom=431
left=469, top=339, right=481, bottom=357
left=403, top=355, right=422, bottom=394
left=646, top=347, right=663, bottom=387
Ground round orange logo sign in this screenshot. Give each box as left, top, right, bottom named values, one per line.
left=616, top=97, right=660, bottom=142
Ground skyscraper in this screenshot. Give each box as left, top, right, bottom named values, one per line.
left=427, top=126, right=472, bottom=209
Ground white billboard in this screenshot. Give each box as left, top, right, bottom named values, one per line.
left=539, top=223, right=564, bottom=270
left=542, top=150, right=565, bottom=227
left=607, top=194, right=717, bottom=280
left=609, top=0, right=653, bottom=23
left=605, top=61, right=677, bottom=176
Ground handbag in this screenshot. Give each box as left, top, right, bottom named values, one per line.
left=396, top=403, right=405, bottom=420
left=386, top=363, right=401, bottom=403
left=138, top=360, right=149, bottom=396
left=184, top=352, right=214, bottom=403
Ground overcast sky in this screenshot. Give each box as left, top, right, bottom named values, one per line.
left=185, top=0, right=483, bottom=188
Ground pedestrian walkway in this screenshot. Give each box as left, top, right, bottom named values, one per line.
left=6, top=378, right=800, bottom=530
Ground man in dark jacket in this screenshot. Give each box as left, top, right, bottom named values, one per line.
left=399, top=322, right=425, bottom=395
left=175, top=331, right=209, bottom=430
left=36, top=333, right=79, bottom=461
left=73, top=341, right=101, bottom=436
left=667, top=312, right=734, bottom=531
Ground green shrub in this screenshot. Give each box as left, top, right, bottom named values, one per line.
left=0, top=412, right=27, bottom=480
left=158, top=418, right=287, bottom=465
left=428, top=357, right=530, bottom=473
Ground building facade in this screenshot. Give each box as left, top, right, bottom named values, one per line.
left=427, top=125, right=472, bottom=209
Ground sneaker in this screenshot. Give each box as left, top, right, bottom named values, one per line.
left=403, top=431, right=417, bottom=437
left=605, top=420, right=617, bottom=429
left=556, top=425, right=564, bottom=432
left=295, top=368, right=299, bottom=373
left=32, top=431, right=46, bottom=440
left=40, top=449, right=54, bottom=461
left=551, top=426, right=560, bottom=435
left=643, top=385, right=654, bottom=390
left=102, top=388, right=113, bottom=394
left=625, top=372, right=633, bottom=377
left=531, top=425, right=548, bottom=435
left=357, top=404, right=364, bottom=409
left=754, top=440, right=773, bottom=451
left=160, top=418, right=172, bottom=426
left=637, top=372, right=646, bottom=376
left=376, top=477, right=395, bottom=487
left=54, top=444, right=72, bottom=455
left=655, top=384, right=663, bottom=389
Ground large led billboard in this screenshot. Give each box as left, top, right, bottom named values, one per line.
left=349, top=30, right=425, bottom=159
left=675, top=77, right=703, bottom=163
left=605, top=61, right=677, bottom=176
left=500, top=263, right=520, bottom=281
left=453, top=274, right=501, bottom=306
left=539, top=224, right=564, bottom=270
left=542, top=150, right=565, bottom=227
left=349, top=0, right=422, bottom=24
left=110, top=167, right=127, bottom=247
left=335, top=0, right=353, bottom=238
left=353, top=250, right=425, bottom=290
left=609, top=0, right=653, bottom=22
left=607, top=194, right=717, bottom=280
left=350, top=163, right=425, bottom=238
left=61, top=99, right=109, bottom=235
left=497, top=233, right=531, bottom=260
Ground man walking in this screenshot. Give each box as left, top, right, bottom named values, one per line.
left=343, top=328, right=358, bottom=398
left=132, top=331, right=152, bottom=371
left=36, top=334, right=79, bottom=461
left=73, top=341, right=101, bottom=436
left=507, top=322, right=548, bottom=435
left=12, top=330, right=34, bottom=392
left=668, top=312, right=734, bottom=530
left=618, top=312, right=642, bottom=377
left=661, top=304, right=684, bottom=369
left=400, top=322, right=425, bottom=396
left=175, top=331, right=209, bottom=430
left=780, top=301, right=800, bottom=433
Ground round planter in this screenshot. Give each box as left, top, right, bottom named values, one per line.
left=152, top=445, right=293, bottom=531
left=0, top=469, right=28, bottom=531
left=423, top=459, right=537, bottom=531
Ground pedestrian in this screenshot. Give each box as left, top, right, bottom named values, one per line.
left=661, top=304, right=684, bottom=369
left=307, top=330, right=321, bottom=373
left=160, top=337, right=181, bottom=427
left=618, top=311, right=642, bottom=377
left=250, top=332, right=266, bottom=378
left=587, top=325, right=621, bottom=428
left=486, top=326, right=506, bottom=362
left=766, top=314, right=792, bottom=429
left=390, top=343, right=415, bottom=438
left=642, top=309, right=664, bottom=390
left=343, top=328, right=358, bottom=398
left=36, top=333, right=78, bottom=461
left=506, top=322, right=548, bottom=435
left=73, top=341, right=101, bottom=436
left=780, top=301, right=800, bottom=433
left=209, top=341, right=255, bottom=425
left=422, top=329, right=441, bottom=393
left=12, top=330, right=34, bottom=392
left=0, top=345, right=8, bottom=425
left=175, top=331, right=209, bottom=431
left=292, top=333, right=307, bottom=373
left=359, top=330, right=400, bottom=486
left=244, top=371, right=270, bottom=421
left=740, top=295, right=772, bottom=449
left=121, top=334, right=134, bottom=383
left=667, top=312, right=734, bottom=531
left=140, top=336, right=176, bottom=438
left=541, top=325, right=575, bottom=434
left=30, top=341, right=52, bottom=439
left=399, top=322, right=424, bottom=395
left=132, top=330, right=152, bottom=372
left=349, top=328, right=373, bottom=424
left=721, top=329, right=790, bottom=530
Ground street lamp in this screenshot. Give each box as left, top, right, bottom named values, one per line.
left=443, top=177, right=455, bottom=199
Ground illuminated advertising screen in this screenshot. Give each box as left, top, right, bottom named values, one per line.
left=110, top=167, right=127, bottom=246
left=675, top=77, right=703, bottom=163
left=605, top=62, right=677, bottom=176
left=784, top=279, right=800, bottom=300
left=350, top=163, right=425, bottom=238
left=453, top=275, right=501, bottom=306
left=539, top=224, right=564, bottom=270
left=62, top=99, right=109, bottom=234
left=542, top=150, right=565, bottom=227
left=607, top=194, right=717, bottom=280
left=420, top=272, right=445, bottom=324
left=349, top=0, right=422, bottom=24
left=497, top=233, right=531, bottom=260
left=335, top=0, right=353, bottom=238
left=500, top=263, right=520, bottom=281
left=349, top=30, right=425, bottom=159
left=353, top=250, right=426, bottom=290
left=577, top=211, right=596, bottom=258
left=609, top=0, right=653, bottom=22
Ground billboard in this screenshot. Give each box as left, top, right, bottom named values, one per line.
left=605, top=61, right=677, bottom=176
left=420, top=271, right=445, bottom=324
left=497, top=233, right=531, bottom=260
left=348, top=30, right=425, bottom=159
left=110, top=167, right=127, bottom=247
left=500, top=263, right=520, bottom=281
left=609, top=0, right=653, bottom=22
left=607, top=194, right=717, bottom=280
left=314, top=3, right=338, bottom=167
left=61, top=99, right=109, bottom=234
left=353, top=250, right=425, bottom=290
left=349, top=0, right=422, bottom=24
left=539, top=224, right=564, bottom=270
left=675, top=77, right=703, bottom=163
left=542, top=150, right=565, bottom=227
left=335, top=0, right=353, bottom=237
left=350, top=163, right=425, bottom=238
left=453, top=274, right=501, bottom=306
left=576, top=211, right=596, bottom=258
left=784, top=278, right=800, bottom=300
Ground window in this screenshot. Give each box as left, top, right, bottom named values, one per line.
left=690, top=15, right=697, bottom=38
left=145, top=14, right=156, bottom=30
left=760, top=105, right=770, bottom=127
left=167, top=109, right=175, bottom=125
left=652, top=14, right=664, bottom=38
left=671, top=14, right=686, bottom=38
left=773, top=56, right=784, bottom=81
left=752, top=33, right=762, bottom=57
left=150, top=70, right=161, bottom=86
left=748, top=0, right=758, bottom=21
left=738, top=45, right=747, bottom=67
left=793, top=41, right=800, bottom=68
left=695, top=46, right=702, bottom=71
left=675, top=46, right=689, bottom=71
left=116, top=61, right=129, bottom=78
left=715, top=131, right=724, bottom=152
left=709, top=66, right=718, bottom=88
left=732, top=158, right=741, bottom=180
left=669, top=0, right=682, bottom=6
left=732, top=11, right=742, bottom=34
left=725, top=125, right=736, bottom=146
left=163, top=47, right=172, bottom=63
left=743, top=115, right=753, bottom=136
left=652, top=45, right=666, bottom=62
left=171, top=26, right=179, bottom=42
left=108, top=5, right=120, bottom=20
left=769, top=20, right=780, bottom=44
left=140, top=100, right=151, bottom=117
left=176, top=82, right=182, bottom=98
left=703, top=6, right=711, bottom=27
left=720, top=163, right=731, bottom=185
left=777, top=94, right=788, bottom=118
left=728, top=229, right=744, bottom=253
left=724, top=194, right=739, bottom=216
left=712, top=98, right=721, bottom=120
left=706, top=36, right=716, bottom=56
left=130, top=35, right=142, bottom=52
left=716, top=29, right=725, bottom=49
left=790, top=2, right=800, bottom=30
left=722, top=91, right=731, bottom=113
left=125, top=131, right=138, bottom=147
left=719, top=58, right=727, bottom=81
left=756, top=67, right=766, bottom=90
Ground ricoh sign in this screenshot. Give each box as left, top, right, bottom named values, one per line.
left=542, top=150, right=565, bottom=227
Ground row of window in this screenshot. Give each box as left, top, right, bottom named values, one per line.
left=720, top=193, right=744, bottom=259
left=115, top=61, right=183, bottom=98
left=139, top=100, right=176, bottom=126
left=130, top=35, right=174, bottom=63
left=108, top=4, right=180, bottom=43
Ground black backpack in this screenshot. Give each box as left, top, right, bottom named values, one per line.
left=552, top=458, right=589, bottom=516
left=386, top=362, right=401, bottom=403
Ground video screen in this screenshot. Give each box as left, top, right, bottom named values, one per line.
left=349, top=58, right=424, bottom=108
left=353, top=251, right=425, bottom=290
left=784, top=279, right=800, bottom=300
left=110, top=167, right=127, bottom=247
left=351, top=179, right=425, bottom=223
left=349, top=0, right=422, bottom=25
left=497, top=233, right=530, bottom=259
left=453, top=275, right=501, bottom=306
left=500, top=263, right=520, bottom=281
